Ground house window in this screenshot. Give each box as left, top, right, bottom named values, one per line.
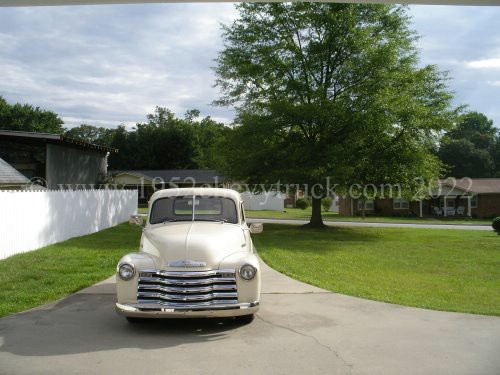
left=393, top=198, right=409, bottom=210
left=358, top=199, right=374, bottom=210
left=470, top=195, right=478, bottom=208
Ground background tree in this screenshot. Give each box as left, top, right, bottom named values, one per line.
left=0, top=95, right=228, bottom=172
left=107, top=125, right=136, bottom=170
left=61, top=108, right=228, bottom=171
left=190, top=115, right=230, bottom=169
left=438, top=111, right=498, bottom=177
left=438, top=139, right=495, bottom=178
left=215, top=3, right=455, bottom=227
left=132, top=106, right=196, bottom=170
left=64, top=124, right=115, bottom=146
left=106, top=108, right=228, bottom=171
left=446, top=112, right=496, bottom=149
left=493, top=140, right=500, bottom=177
left=0, top=96, right=63, bottom=134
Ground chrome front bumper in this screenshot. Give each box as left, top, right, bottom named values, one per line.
left=116, top=301, right=260, bottom=318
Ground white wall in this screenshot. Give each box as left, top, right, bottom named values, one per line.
left=241, top=192, right=285, bottom=211
left=0, top=189, right=137, bottom=260
left=330, top=196, right=339, bottom=213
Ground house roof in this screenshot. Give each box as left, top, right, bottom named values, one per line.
left=441, top=178, right=500, bottom=195
left=0, top=130, right=117, bottom=153
left=0, top=157, right=29, bottom=185
left=112, top=169, right=227, bottom=184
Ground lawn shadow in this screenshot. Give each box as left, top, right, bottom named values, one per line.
left=262, top=223, right=380, bottom=243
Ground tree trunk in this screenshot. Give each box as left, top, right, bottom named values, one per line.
left=306, top=196, right=326, bottom=228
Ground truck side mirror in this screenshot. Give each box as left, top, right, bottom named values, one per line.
left=249, top=223, right=263, bottom=234
left=129, top=215, right=144, bottom=227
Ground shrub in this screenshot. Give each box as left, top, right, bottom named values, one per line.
left=492, top=217, right=500, bottom=235
left=296, top=198, right=310, bottom=210
left=321, top=197, right=333, bottom=212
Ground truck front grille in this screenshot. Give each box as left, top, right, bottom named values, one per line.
left=137, top=269, right=238, bottom=308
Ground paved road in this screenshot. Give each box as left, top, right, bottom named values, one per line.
left=248, top=217, right=492, bottom=230
left=137, top=213, right=491, bottom=230
left=1, top=261, right=499, bottom=375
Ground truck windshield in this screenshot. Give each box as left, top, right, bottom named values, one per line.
left=149, top=195, right=238, bottom=224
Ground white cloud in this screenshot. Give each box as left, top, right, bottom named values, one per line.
left=62, top=116, right=136, bottom=129
left=466, top=58, right=500, bottom=69
left=0, top=3, right=237, bottom=128
left=0, top=4, right=499, bottom=129
left=410, top=5, right=500, bottom=127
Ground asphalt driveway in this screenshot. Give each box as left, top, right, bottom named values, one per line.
left=0, top=261, right=499, bottom=375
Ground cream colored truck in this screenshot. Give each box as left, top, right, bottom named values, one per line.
left=116, top=188, right=262, bottom=323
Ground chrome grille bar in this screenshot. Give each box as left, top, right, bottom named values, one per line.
left=135, top=300, right=243, bottom=309
left=140, top=269, right=236, bottom=278
left=137, top=269, right=238, bottom=307
left=138, top=291, right=238, bottom=301
left=139, top=284, right=237, bottom=293
left=139, top=276, right=236, bottom=286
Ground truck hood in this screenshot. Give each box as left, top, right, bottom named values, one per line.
left=142, top=222, right=248, bottom=270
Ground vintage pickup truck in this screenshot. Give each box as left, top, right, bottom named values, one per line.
left=115, top=188, right=262, bottom=323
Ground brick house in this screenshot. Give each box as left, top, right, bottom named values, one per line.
left=338, top=178, right=500, bottom=219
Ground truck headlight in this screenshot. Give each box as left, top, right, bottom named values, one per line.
left=240, top=264, right=257, bottom=280
left=118, top=263, right=135, bottom=280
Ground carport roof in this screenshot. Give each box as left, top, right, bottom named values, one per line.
left=0, top=130, right=117, bottom=153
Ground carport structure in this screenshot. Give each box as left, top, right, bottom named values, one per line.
left=0, top=130, right=116, bottom=189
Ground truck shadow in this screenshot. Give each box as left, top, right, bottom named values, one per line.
left=0, top=293, right=252, bottom=357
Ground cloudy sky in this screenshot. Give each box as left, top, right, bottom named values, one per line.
left=0, top=3, right=499, bottom=129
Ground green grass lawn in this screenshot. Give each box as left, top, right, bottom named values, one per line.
left=2, top=220, right=498, bottom=318
left=246, top=208, right=491, bottom=225
left=253, top=224, right=500, bottom=316
left=0, top=223, right=142, bottom=318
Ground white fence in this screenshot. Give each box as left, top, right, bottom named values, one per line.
left=0, top=189, right=137, bottom=260
left=330, top=196, right=339, bottom=213
left=241, top=192, right=285, bottom=211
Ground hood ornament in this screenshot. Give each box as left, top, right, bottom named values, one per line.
left=168, top=259, right=207, bottom=268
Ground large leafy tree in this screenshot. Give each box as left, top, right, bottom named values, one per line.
left=215, top=3, right=455, bottom=227
left=438, top=111, right=498, bottom=177
left=0, top=96, right=63, bottom=134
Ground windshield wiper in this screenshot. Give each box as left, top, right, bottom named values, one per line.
left=161, top=218, right=191, bottom=224
left=195, top=218, right=228, bottom=223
